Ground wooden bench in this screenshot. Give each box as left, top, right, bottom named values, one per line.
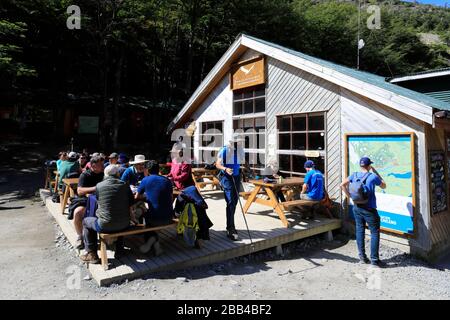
left=281, top=191, right=335, bottom=219
left=98, top=219, right=178, bottom=270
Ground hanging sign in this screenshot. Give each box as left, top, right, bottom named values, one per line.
left=230, top=57, right=265, bottom=90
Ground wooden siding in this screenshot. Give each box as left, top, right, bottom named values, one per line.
left=265, top=57, right=341, bottom=201
left=425, top=125, right=450, bottom=251
left=341, top=88, right=431, bottom=252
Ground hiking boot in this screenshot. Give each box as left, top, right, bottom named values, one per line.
left=75, top=238, right=84, bottom=250
left=227, top=229, right=239, bottom=241
left=370, top=260, right=387, bottom=268
left=152, top=241, right=163, bottom=256
left=140, top=236, right=157, bottom=254
left=80, top=251, right=100, bottom=264
left=359, top=255, right=370, bottom=264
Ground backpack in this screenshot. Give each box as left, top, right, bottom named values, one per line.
left=349, top=172, right=371, bottom=204
left=176, top=203, right=199, bottom=247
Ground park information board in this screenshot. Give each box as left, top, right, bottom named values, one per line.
left=429, top=151, right=447, bottom=215
left=346, top=133, right=415, bottom=235
left=78, top=116, right=99, bottom=134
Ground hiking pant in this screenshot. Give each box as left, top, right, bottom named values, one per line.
left=142, top=211, right=173, bottom=241
left=82, top=217, right=124, bottom=253
left=353, top=206, right=380, bottom=262
left=220, top=174, right=240, bottom=231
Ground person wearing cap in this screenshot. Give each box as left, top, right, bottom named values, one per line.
left=80, top=164, right=134, bottom=264
left=340, top=156, right=387, bottom=267
left=117, top=153, right=129, bottom=176
left=104, top=152, right=119, bottom=168
left=215, top=133, right=248, bottom=241
left=72, top=155, right=105, bottom=250
left=301, top=160, right=324, bottom=201
left=167, top=145, right=194, bottom=190
left=58, top=151, right=80, bottom=189
left=120, top=154, right=147, bottom=189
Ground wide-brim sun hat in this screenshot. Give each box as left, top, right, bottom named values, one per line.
left=129, top=154, right=149, bottom=165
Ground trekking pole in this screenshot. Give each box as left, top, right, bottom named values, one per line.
left=230, top=172, right=254, bottom=250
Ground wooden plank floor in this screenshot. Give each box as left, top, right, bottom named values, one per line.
left=40, top=189, right=342, bottom=286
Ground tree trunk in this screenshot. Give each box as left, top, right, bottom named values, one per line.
left=112, top=47, right=125, bottom=148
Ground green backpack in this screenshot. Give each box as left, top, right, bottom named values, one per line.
left=176, top=203, right=199, bottom=247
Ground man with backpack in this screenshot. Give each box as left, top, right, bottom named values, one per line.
left=340, top=157, right=387, bottom=267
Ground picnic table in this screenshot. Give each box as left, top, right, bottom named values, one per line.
left=242, top=177, right=305, bottom=228
left=191, top=168, right=220, bottom=192
left=60, top=178, right=79, bottom=214
left=53, top=170, right=59, bottom=193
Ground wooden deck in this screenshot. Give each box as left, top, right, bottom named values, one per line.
left=40, top=189, right=342, bottom=286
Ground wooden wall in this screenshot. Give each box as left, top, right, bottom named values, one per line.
left=265, top=57, right=341, bottom=200
left=425, top=125, right=450, bottom=255
left=341, top=88, right=431, bottom=253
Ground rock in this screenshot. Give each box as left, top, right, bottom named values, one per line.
left=176, top=277, right=188, bottom=282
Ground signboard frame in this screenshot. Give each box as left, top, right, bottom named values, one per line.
left=429, top=150, right=448, bottom=215
left=230, top=56, right=265, bottom=91
left=344, top=132, right=416, bottom=237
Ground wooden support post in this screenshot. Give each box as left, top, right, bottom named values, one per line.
left=323, top=230, right=333, bottom=242
left=275, top=245, right=283, bottom=256
left=100, top=239, right=109, bottom=271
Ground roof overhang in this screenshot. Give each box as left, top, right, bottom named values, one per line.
left=390, top=69, right=450, bottom=83
left=168, top=34, right=436, bottom=132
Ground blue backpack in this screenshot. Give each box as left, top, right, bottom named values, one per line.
left=349, top=172, right=371, bottom=204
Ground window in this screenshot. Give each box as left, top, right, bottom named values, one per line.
left=199, top=121, right=223, bottom=163
left=233, top=85, right=266, bottom=173
left=233, top=84, right=265, bottom=115
left=277, top=112, right=326, bottom=176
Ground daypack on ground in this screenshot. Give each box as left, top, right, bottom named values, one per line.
left=177, top=203, right=199, bottom=247
left=349, top=172, right=371, bottom=204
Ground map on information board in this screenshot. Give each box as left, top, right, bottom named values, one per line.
left=346, top=134, right=415, bottom=235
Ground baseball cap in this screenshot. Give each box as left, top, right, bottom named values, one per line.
left=304, top=160, right=315, bottom=168
left=109, top=152, right=118, bottom=159
left=68, top=151, right=78, bottom=159
left=360, top=157, right=373, bottom=166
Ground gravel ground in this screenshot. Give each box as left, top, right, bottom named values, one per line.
left=1, top=141, right=449, bottom=300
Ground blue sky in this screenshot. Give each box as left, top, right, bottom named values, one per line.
left=403, top=0, right=448, bottom=7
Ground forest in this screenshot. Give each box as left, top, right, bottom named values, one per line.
left=1, top=0, right=449, bottom=147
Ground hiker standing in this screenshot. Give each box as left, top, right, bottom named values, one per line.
left=340, top=157, right=387, bottom=267
left=215, top=133, right=247, bottom=241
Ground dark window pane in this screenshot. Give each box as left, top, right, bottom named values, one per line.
left=245, top=134, right=258, bottom=149
left=308, top=115, right=324, bottom=131
left=243, top=100, right=253, bottom=114
left=313, top=156, right=325, bottom=174
left=233, top=102, right=242, bottom=115
left=278, top=116, right=291, bottom=131
left=201, top=135, right=213, bottom=147
left=254, top=87, right=265, bottom=98
left=243, top=91, right=253, bottom=99
left=215, top=122, right=223, bottom=132
left=308, top=132, right=325, bottom=150
left=292, top=155, right=307, bottom=174
left=279, top=133, right=291, bottom=150
left=202, top=122, right=207, bottom=133
left=257, top=152, right=265, bottom=167
left=279, top=155, right=291, bottom=173
left=292, top=133, right=306, bottom=150
left=293, top=115, right=306, bottom=131
left=233, top=91, right=243, bottom=101
left=254, top=98, right=265, bottom=113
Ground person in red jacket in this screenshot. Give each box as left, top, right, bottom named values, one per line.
left=167, top=145, right=194, bottom=190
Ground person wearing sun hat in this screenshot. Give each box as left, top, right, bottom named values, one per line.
left=340, top=156, right=387, bottom=267
left=120, top=154, right=148, bottom=189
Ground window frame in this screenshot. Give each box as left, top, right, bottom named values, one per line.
left=276, top=111, right=327, bottom=177
left=199, top=120, right=224, bottom=163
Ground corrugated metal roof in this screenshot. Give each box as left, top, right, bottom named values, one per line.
left=245, top=35, right=450, bottom=112
left=426, top=90, right=450, bottom=104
